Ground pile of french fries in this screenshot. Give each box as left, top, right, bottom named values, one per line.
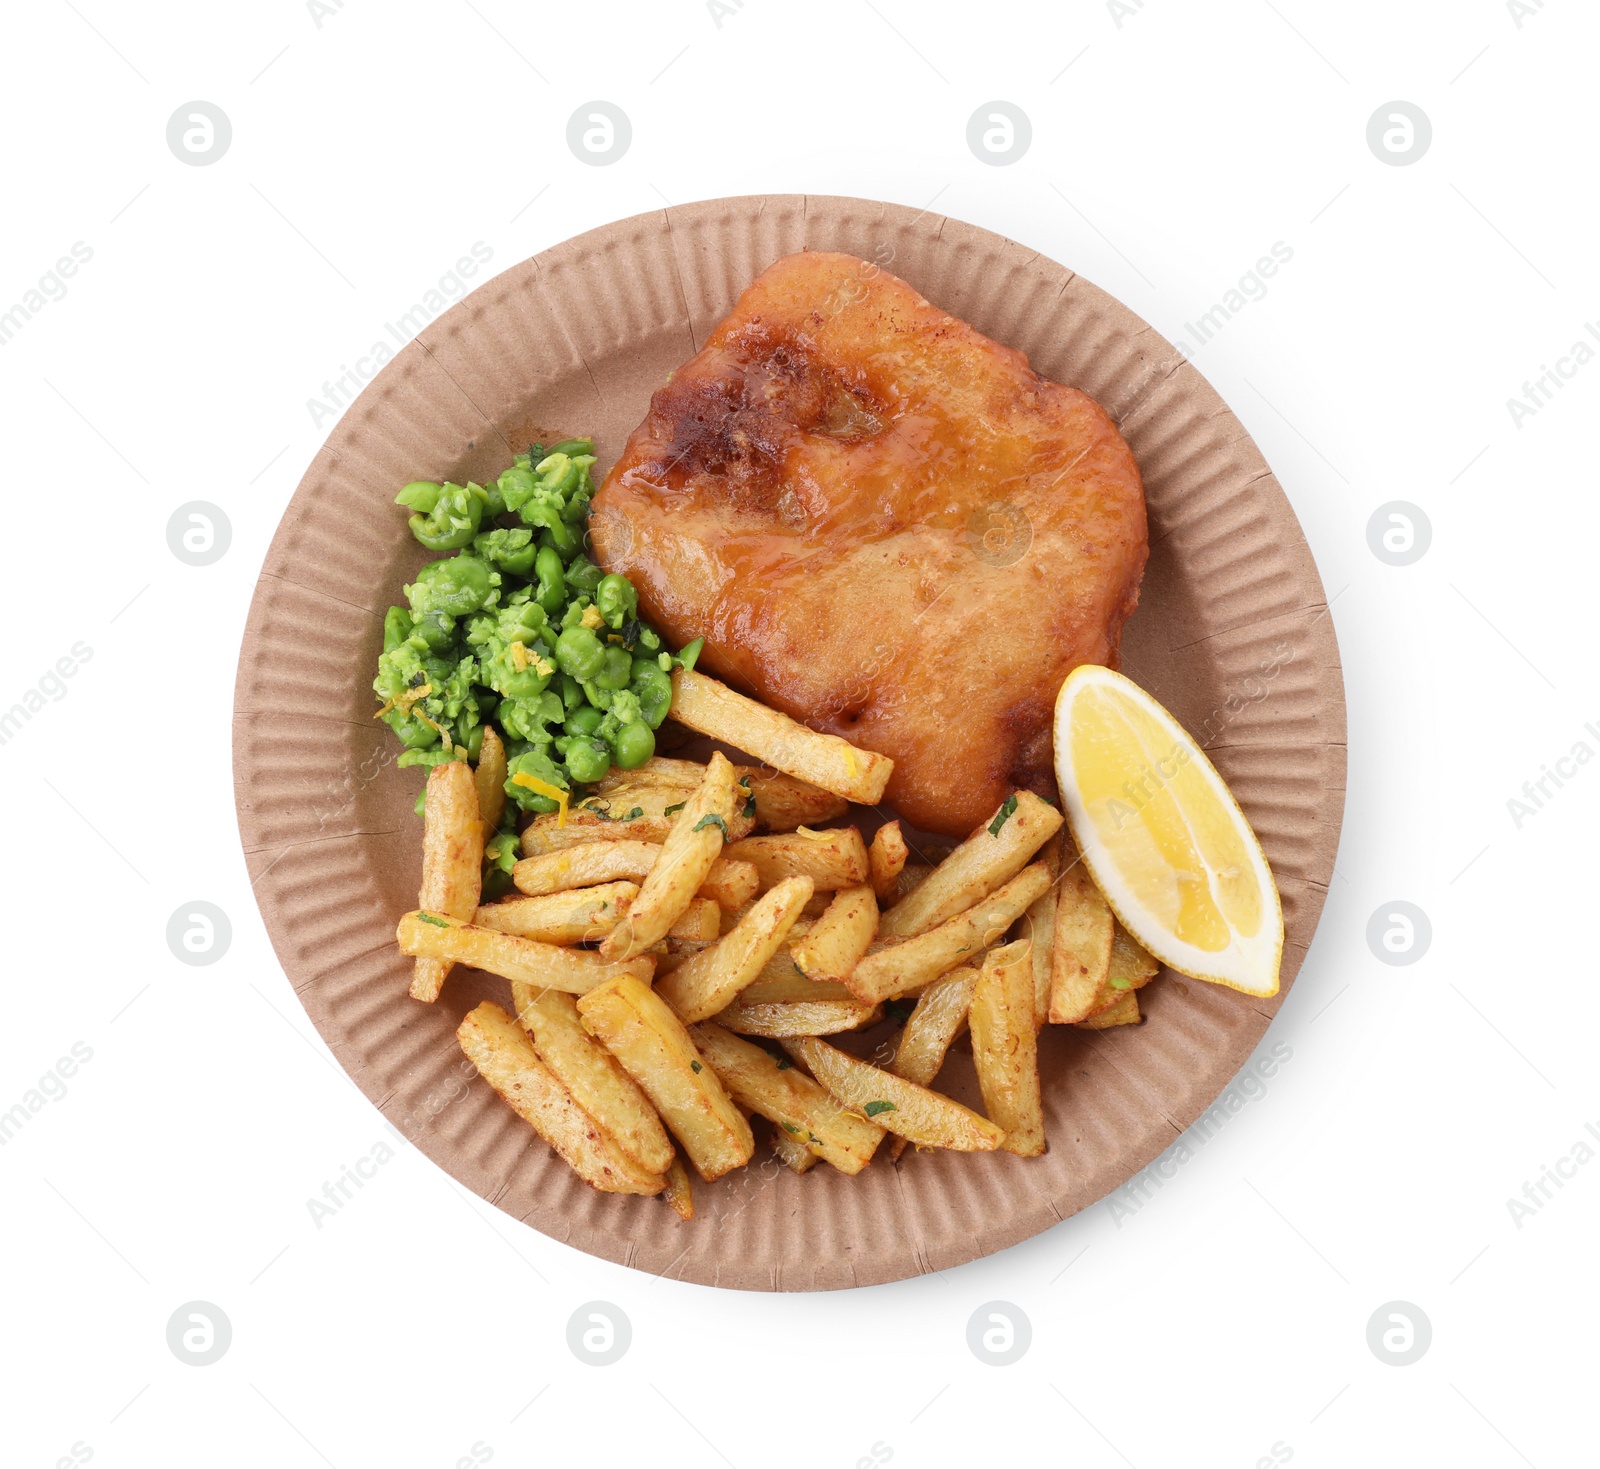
left=396, top=667, right=1159, bottom=1216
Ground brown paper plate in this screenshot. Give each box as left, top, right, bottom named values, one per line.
left=233, top=195, right=1345, bottom=1290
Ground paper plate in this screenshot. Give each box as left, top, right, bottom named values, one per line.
left=233, top=195, right=1345, bottom=1290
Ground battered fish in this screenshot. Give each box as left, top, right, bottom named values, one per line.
left=590, top=251, right=1147, bottom=838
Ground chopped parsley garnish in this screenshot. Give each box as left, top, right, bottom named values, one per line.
left=664, top=801, right=686, bottom=817
left=776, top=1056, right=794, bottom=1070
left=417, top=912, right=450, bottom=927
left=781, top=1120, right=801, bottom=1134
left=988, top=793, right=1019, bottom=837
left=743, top=796, right=757, bottom=818
left=693, top=813, right=729, bottom=837
left=884, top=998, right=914, bottom=1023
left=807, top=1132, right=821, bottom=1144
left=1109, top=976, right=1132, bottom=991
left=863, top=1100, right=896, bottom=1118
left=690, top=1060, right=703, bottom=1073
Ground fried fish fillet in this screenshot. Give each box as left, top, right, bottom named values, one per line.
left=590, top=251, right=1147, bottom=838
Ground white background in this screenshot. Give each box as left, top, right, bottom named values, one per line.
left=2, top=1, right=1595, bottom=1465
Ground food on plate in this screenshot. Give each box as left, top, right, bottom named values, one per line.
left=473, top=882, right=637, bottom=944
left=654, top=876, right=813, bottom=1024
left=1076, top=990, right=1141, bottom=1029
left=510, top=980, right=675, bottom=1176
left=1047, top=852, right=1116, bottom=1024
left=789, top=884, right=877, bottom=984
left=723, top=825, right=871, bottom=891
left=576, top=975, right=755, bottom=1181
left=599, top=753, right=739, bottom=961
left=456, top=1002, right=664, bottom=1195
left=396, top=910, right=654, bottom=991
left=364, top=253, right=1286, bottom=1218
left=511, top=840, right=760, bottom=910
left=968, top=940, right=1046, bottom=1157
left=1053, top=664, right=1283, bottom=997
left=877, top=790, right=1062, bottom=938
left=846, top=863, right=1054, bottom=1004
left=781, top=1037, right=1004, bottom=1153
left=692, top=1022, right=884, bottom=1173
left=411, top=761, right=484, bottom=1002
left=867, top=820, right=909, bottom=905
left=665, top=668, right=894, bottom=805
left=589, top=251, right=1148, bottom=837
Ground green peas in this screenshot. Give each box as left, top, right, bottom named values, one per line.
left=382, top=605, right=413, bottom=652
left=410, top=610, right=456, bottom=653
left=564, top=555, right=604, bottom=596
left=564, top=737, right=611, bottom=784
left=557, top=672, right=585, bottom=715
left=595, top=644, right=633, bottom=690
left=403, top=481, right=485, bottom=551
left=474, top=527, right=537, bottom=577
left=546, top=438, right=594, bottom=458
left=595, top=573, right=638, bottom=628
left=465, top=724, right=485, bottom=762
left=409, top=555, right=496, bottom=617
left=555, top=626, right=605, bottom=681
left=630, top=660, right=673, bottom=728
left=613, top=721, right=655, bottom=769
left=533, top=545, right=566, bottom=613
left=565, top=704, right=603, bottom=737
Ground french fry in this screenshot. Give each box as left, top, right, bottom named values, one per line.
left=474, top=882, right=637, bottom=944
left=1047, top=858, right=1115, bottom=1024
left=599, top=753, right=738, bottom=961
left=713, top=998, right=883, bottom=1037
left=725, top=826, right=870, bottom=892
left=878, top=791, right=1063, bottom=938
left=847, top=863, right=1054, bottom=1004
left=1024, top=834, right=1062, bottom=1028
left=738, top=971, right=852, bottom=1004
left=868, top=820, right=909, bottom=905
left=411, top=761, right=485, bottom=1002
left=691, top=1022, right=885, bottom=1174
left=769, top=1118, right=820, bottom=1174
left=456, top=1003, right=664, bottom=1195
left=509, top=979, right=674, bottom=1176
left=886, top=966, right=979, bottom=1161
left=663, top=1153, right=695, bottom=1218
left=1076, top=991, right=1141, bottom=1029
left=1081, top=926, right=1162, bottom=1016
left=658, top=938, right=711, bottom=975
left=520, top=782, right=756, bottom=856
left=897, top=862, right=935, bottom=899
left=670, top=667, right=894, bottom=804
left=738, top=768, right=849, bottom=831
left=474, top=725, right=507, bottom=833
left=576, top=975, right=754, bottom=1181
left=511, top=841, right=759, bottom=910
left=969, top=940, right=1045, bottom=1157
left=790, top=884, right=877, bottom=983
left=655, top=877, right=813, bottom=1024
left=596, top=757, right=848, bottom=832
left=781, top=1037, right=1004, bottom=1152
left=668, top=896, right=722, bottom=943
left=397, top=911, right=654, bottom=992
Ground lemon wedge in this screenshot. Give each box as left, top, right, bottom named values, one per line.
left=1053, top=665, right=1283, bottom=997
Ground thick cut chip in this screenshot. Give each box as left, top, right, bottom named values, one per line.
left=590, top=250, right=1148, bottom=836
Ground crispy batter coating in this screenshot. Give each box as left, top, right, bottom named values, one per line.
left=591, top=252, right=1147, bottom=836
